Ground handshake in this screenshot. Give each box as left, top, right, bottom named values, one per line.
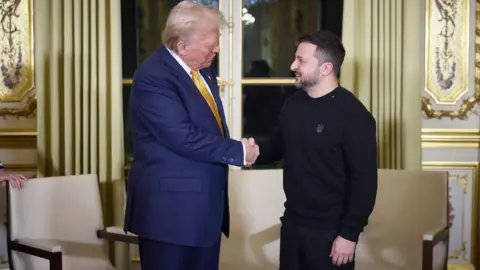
left=242, top=137, right=260, bottom=167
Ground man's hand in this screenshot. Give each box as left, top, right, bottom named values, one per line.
left=0, top=170, right=28, bottom=189
left=330, top=236, right=356, bottom=266
left=242, top=137, right=259, bottom=166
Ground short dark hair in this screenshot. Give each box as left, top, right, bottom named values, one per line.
left=298, top=31, right=345, bottom=77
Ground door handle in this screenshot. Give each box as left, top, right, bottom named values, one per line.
left=216, top=77, right=232, bottom=97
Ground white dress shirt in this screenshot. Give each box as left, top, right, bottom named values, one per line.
left=166, top=47, right=217, bottom=105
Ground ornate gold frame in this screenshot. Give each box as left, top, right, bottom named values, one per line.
left=424, top=0, right=470, bottom=105
left=0, top=0, right=35, bottom=103
left=421, top=1, right=480, bottom=119
left=0, top=0, right=36, bottom=119
left=0, top=95, right=36, bottom=118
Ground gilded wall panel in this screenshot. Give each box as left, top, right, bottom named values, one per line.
left=423, top=162, right=479, bottom=268
left=425, top=0, right=469, bottom=104
left=0, top=0, right=35, bottom=118
left=422, top=0, right=479, bottom=120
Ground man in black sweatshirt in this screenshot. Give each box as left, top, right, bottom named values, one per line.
left=253, top=31, right=378, bottom=269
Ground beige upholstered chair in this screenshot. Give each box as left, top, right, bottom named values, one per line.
left=220, top=169, right=449, bottom=270
left=355, top=169, right=449, bottom=270
left=6, top=174, right=138, bottom=270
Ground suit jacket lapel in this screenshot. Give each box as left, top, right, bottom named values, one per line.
left=160, top=47, right=199, bottom=92
left=160, top=46, right=229, bottom=138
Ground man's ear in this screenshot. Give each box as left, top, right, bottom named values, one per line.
left=321, top=62, right=334, bottom=76
left=176, top=42, right=187, bottom=56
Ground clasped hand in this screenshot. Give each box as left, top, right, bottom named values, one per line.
left=241, top=137, right=259, bottom=166
left=330, top=236, right=356, bottom=266
left=0, top=170, right=27, bottom=189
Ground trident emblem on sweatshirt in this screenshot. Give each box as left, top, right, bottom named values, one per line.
left=316, top=124, right=324, bottom=133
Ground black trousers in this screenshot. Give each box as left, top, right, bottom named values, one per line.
left=279, top=217, right=355, bottom=270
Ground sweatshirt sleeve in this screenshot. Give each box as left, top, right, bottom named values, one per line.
left=255, top=101, right=287, bottom=165
left=339, top=106, right=378, bottom=242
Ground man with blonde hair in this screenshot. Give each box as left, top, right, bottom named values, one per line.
left=124, top=1, right=259, bottom=269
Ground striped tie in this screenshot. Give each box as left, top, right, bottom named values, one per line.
left=191, top=70, right=224, bottom=136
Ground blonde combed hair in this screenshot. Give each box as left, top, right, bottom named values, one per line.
left=162, top=1, right=227, bottom=51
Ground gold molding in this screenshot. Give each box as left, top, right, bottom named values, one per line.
left=0, top=130, right=36, bottom=148
left=122, top=77, right=232, bottom=97
left=422, top=161, right=479, bottom=266
left=421, top=94, right=480, bottom=120
left=3, top=163, right=37, bottom=171
left=448, top=263, right=476, bottom=270
left=450, top=240, right=468, bottom=261
left=240, top=78, right=295, bottom=85
left=0, top=95, right=36, bottom=119
left=422, top=129, right=480, bottom=148
left=421, top=1, right=480, bottom=119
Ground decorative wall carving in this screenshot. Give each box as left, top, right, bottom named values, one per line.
left=425, top=0, right=469, bottom=104
left=0, top=94, right=36, bottom=118
left=0, top=0, right=34, bottom=102
left=0, top=0, right=36, bottom=119
left=422, top=0, right=479, bottom=119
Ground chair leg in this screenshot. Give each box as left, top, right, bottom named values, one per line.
left=50, top=253, right=62, bottom=270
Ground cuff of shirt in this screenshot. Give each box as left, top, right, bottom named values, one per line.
left=242, top=142, right=247, bottom=166
left=338, top=224, right=361, bottom=243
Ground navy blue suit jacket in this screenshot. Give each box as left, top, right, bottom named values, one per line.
left=124, top=46, right=244, bottom=247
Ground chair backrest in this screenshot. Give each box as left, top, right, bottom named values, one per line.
left=355, top=169, right=448, bottom=270
left=8, top=174, right=105, bottom=245
left=220, top=169, right=285, bottom=270
left=220, top=169, right=448, bottom=270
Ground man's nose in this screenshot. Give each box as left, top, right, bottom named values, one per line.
left=290, top=62, right=296, bottom=71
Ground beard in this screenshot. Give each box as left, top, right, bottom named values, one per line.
left=294, top=68, right=320, bottom=89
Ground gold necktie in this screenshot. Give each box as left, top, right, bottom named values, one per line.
left=191, top=70, right=224, bottom=136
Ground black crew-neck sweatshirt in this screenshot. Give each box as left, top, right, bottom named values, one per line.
left=256, top=86, right=378, bottom=243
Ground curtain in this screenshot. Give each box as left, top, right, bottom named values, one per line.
left=35, top=0, right=128, bottom=268
left=341, top=0, right=422, bottom=169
